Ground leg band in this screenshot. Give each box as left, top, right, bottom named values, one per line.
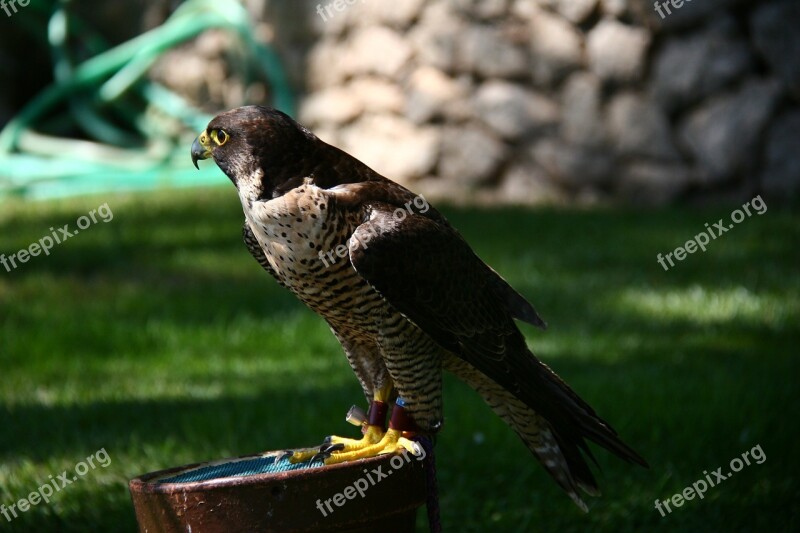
left=368, top=400, right=389, bottom=430
left=389, top=397, right=419, bottom=433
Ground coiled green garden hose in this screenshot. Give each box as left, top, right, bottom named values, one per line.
left=0, top=0, right=295, bottom=200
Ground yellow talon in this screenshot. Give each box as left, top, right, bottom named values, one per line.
left=288, top=425, right=386, bottom=464
left=393, top=435, right=421, bottom=456
left=327, top=424, right=385, bottom=448
left=291, top=384, right=407, bottom=465
left=324, top=429, right=421, bottom=465
left=288, top=448, right=320, bottom=464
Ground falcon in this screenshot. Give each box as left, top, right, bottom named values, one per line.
left=191, top=105, right=646, bottom=510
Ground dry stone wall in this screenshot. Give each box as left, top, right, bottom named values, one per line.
left=295, top=0, right=800, bottom=206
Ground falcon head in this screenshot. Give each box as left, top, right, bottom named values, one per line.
left=191, top=106, right=318, bottom=199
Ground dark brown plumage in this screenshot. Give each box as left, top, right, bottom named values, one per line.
left=191, top=105, right=647, bottom=510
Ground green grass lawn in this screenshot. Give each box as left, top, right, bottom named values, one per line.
left=0, top=187, right=797, bottom=532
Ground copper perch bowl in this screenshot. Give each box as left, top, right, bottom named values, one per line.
left=129, top=447, right=428, bottom=533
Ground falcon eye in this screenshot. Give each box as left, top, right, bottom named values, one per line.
left=211, top=129, right=229, bottom=146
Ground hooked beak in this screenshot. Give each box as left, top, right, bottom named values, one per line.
left=191, top=133, right=212, bottom=169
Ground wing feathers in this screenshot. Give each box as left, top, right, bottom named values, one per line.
left=332, top=184, right=646, bottom=505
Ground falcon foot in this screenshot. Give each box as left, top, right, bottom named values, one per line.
left=289, top=398, right=422, bottom=465
left=288, top=424, right=384, bottom=464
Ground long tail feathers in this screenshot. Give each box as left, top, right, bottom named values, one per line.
left=480, top=383, right=595, bottom=511
left=448, top=355, right=647, bottom=511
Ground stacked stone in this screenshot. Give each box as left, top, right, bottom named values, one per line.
left=298, top=0, right=800, bottom=205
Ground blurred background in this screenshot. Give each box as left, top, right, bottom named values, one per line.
left=0, top=0, right=797, bottom=531
left=2, top=0, right=799, bottom=203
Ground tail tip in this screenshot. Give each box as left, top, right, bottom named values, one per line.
left=569, top=492, right=589, bottom=513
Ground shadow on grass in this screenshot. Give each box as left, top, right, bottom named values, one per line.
left=2, top=384, right=362, bottom=533
left=0, top=191, right=797, bottom=531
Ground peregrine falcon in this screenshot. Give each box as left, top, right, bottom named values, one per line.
left=191, top=106, right=646, bottom=510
